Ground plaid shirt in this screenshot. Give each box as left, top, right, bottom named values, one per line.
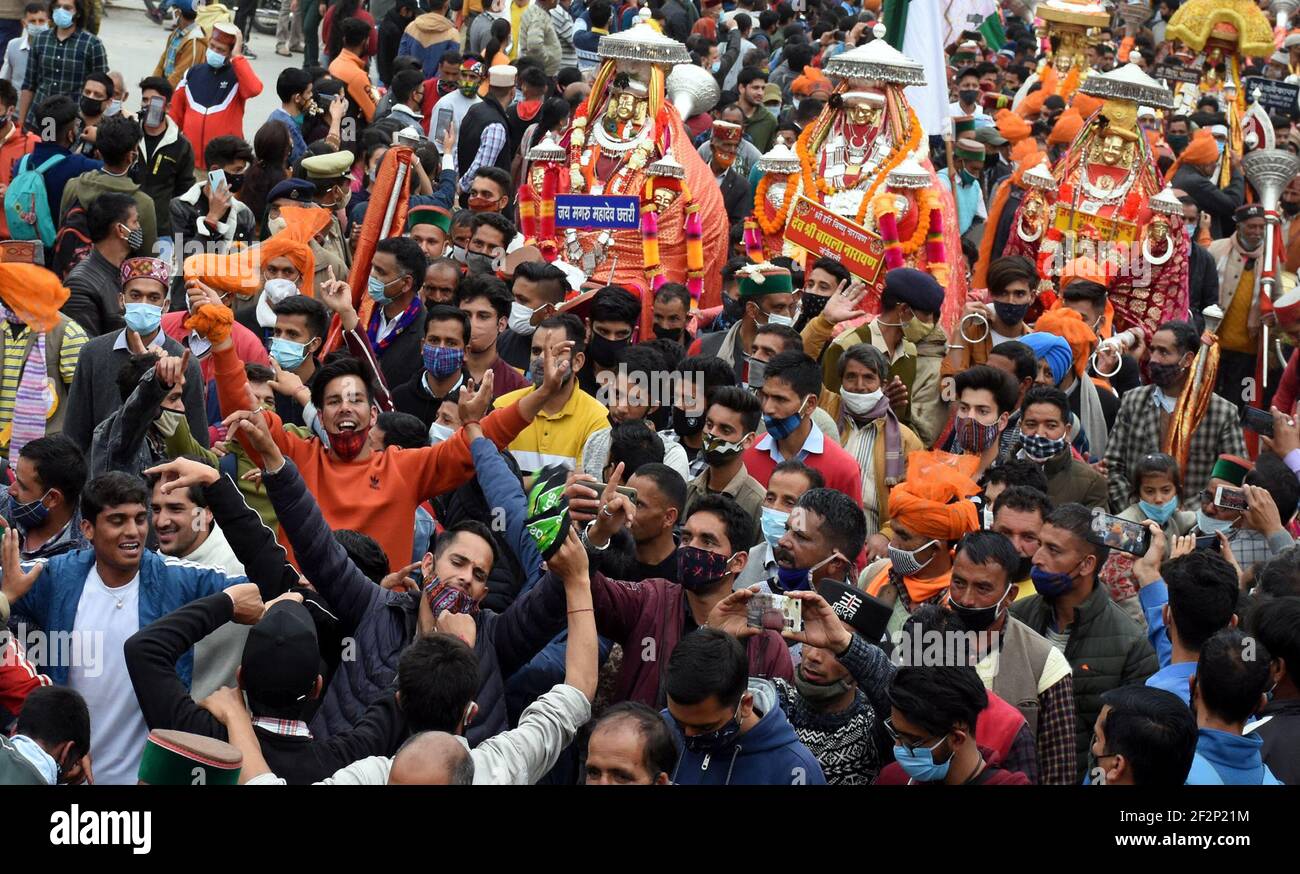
left=1035, top=674, right=1078, bottom=785
left=458, top=122, right=507, bottom=192
left=22, top=29, right=108, bottom=125
left=251, top=716, right=313, bottom=739
left=1103, top=385, right=1245, bottom=513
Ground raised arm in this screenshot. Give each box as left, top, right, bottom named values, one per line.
left=469, top=431, right=544, bottom=593
left=227, top=414, right=386, bottom=630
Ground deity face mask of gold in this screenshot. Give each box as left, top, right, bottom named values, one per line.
left=843, top=96, right=882, bottom=128
left=1095, top=133, right=1130, bottom=167
left=654, top=186, right=677, bottom=212
left=1147, top=215, right=1169, bottom=245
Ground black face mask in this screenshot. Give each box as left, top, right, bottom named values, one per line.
left=947, top=589, right=1008, bottom=633
left=1284, top=201, right=1300, bottom=218
left=225, top=172, right=245, bottom=194
left=588, top=332, right=630, bottom=367
left=720, top=293, right=744, bottom=326
left=79, top=96, right=104, bottom=119
left=795, top=292, right=829, bottom=332
left=959, top=89, right=981, bottom=106
left=653, top=323, right=685, bottom=343
left=993, top=301, right=1029, bottom=326
left=1166, top=133, right=1189, bottom=155
left=673, top=405, right=706, bottom=436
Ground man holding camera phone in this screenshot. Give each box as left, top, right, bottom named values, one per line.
left=1193, top=454, right=1296, bottom=569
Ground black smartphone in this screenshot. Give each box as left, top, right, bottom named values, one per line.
left=1088, top=510, right=1151, bottom=556
left=1241, top=406, right=1275, bottom=438
left=145, top=96, right=165, bottom=129
left=1194, top=534, right=1222, bottom=552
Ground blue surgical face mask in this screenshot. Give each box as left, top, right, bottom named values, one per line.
left=270, top=336, right=310, bottom=371
left=51, top=7, right=73, bottom=28
left=893, top=735, right=952, bottom=782
left=27, top=23, right=48, bottom=37
left=206, top=47, right=228, bottom=68
left=368, top=273, right=395, bottom=304
left=123, top=302, right=163, bottom=335
left=760, top=506, right=788, bottom=549
left=1196, top=508, right=1235, bottom=535
left=1139, top=495, right=1179, bottom=525
left=1030, top=562, right=1077, bottom=598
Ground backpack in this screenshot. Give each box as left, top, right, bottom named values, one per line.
left=4, top=153, right=66, bottom=248
left=51, top=199, right=92, bottom=280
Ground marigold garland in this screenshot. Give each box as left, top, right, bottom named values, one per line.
left=898, top=189, right=938, bottom=256
left=754, top=172, right=798, bottom=235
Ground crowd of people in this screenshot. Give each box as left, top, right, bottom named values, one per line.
left=0, top=0, right=1296, bottom=790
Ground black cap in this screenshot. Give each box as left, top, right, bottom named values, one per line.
left=883, top=267, right=944, bottom=316
left=1235, top=203, right=1266, bottom=223
left=817, top=579, right=893, bottom=644
left=240, top=600, right=319, bottom=708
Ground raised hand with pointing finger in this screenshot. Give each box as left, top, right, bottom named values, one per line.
left=319, top=265, right=359, bottom=331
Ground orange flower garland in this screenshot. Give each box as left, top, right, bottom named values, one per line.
left=754, top=172, right=798, bottom=235
left=899, top=189, right=938, bottom=256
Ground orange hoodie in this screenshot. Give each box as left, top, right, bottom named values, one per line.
left=214, top=342, right=529, bottom=570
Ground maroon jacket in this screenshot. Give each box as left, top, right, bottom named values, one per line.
left=589, top=571, right=794, bottom=708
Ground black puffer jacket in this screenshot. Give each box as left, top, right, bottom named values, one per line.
left=1011, top=581, right=1157, bottom=779
left=263, top=457, right=568, bottom=744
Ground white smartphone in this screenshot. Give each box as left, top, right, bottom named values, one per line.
left=207, top=168, right=227, bottom=193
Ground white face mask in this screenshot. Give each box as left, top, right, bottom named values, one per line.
left=767, top=310, right=795, bottom=328
left=508, top=300, right=539, bottom=335
left=428, top=421, right=455, bottom=445
left=840, top=387, right=884, bottom=415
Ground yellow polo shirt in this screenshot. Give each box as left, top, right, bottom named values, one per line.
left=494, top=384, right=611, bottom=473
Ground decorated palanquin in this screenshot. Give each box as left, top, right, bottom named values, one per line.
left=1165, top=0, right=1275, bottom=161
left=517, top=24, right=727, bottom=307
left=764, top=37, right=967, bottom=331
left=1012, top=0, right=1110, bottom=111
left=1004, top=64, right=1190, bottom=338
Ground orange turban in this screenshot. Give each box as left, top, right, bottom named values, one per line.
left=1164, top=128, right=1218, bottom=182
left=1010, top=138, right=1040, bottom=167
left=183, top=247, right=259, bottom=297
left=1072, top=93, right=1103, bottom=119
left=1060, top=254, right=1114, bottom=290
left=691, top=16, right=716, bottom=40
left=792, top=66, right=831, bottom=98
left=1016, top=87, right=1047, bottom=119
left=1034, top=306, right=1097, bottom=377
left=257, top=205, right=330, bottom=295
left=0, top=263, right=68, bottom=332
left=887, top=451, right=981, bottom=541
left=996, top=108, right=1032, bottom=143
left=1048, top=109, right=1084, bottom=145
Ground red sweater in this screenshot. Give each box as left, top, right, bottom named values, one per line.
left=213, top=342, right=529, bottom=570
left=170, top=55, right=263, bottom=168
left=742, top=427, right=864, bottom=505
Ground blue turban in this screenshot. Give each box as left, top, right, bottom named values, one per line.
left=1021, top=332, right=1073, bottom=386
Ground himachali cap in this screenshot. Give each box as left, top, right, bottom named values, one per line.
left=817, top=579, right=893, bottom=643
left=211, top=22, right=239, bottom=49
left=954, top=137, right=985, bottom=161
left=120, top=257, right=170, bottom=291
left=138, top=729, right=242, bottom=785
left=712, top=120, right=743, bottom=143
left=736, top=262, right=794, bottom=298
left=489, top=64, right=517, bottom=87
left=952, top=116, right=976, bottom=139
left=1235, top=203, right=1266, bottom=222
left=408, top=204, right=452, bottom=234
left=1210, top=455, right=1253, bottom=486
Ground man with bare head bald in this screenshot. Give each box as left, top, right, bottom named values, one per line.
left=388, top=732, right=475, bottom=785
